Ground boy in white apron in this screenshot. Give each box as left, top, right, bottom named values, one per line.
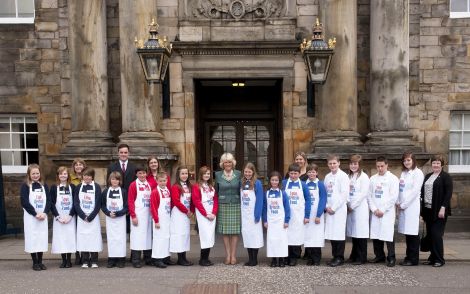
left=170, top=166, right=194, bottom=266
left=368, top=156, right=399, bottom=267
left=73, top=168, right=103, bottom=268
left=303, top=164, right=327, bottom=266
left=51, top=166, right=76, bottom=268
left=150, top=172, right=173, bottom=268
left=192, top=166, right=219, bottom=266
left=128, top=166, right=153, bottom=268
left=20, top=164, right=51, bottom=271
left=324, top=154, right=349, bottom=267
left=102, top=171, right=128, bottom=268
left=240, top=162, right=264, bottom=266
left=263, top=171, right=290, bottom=267
left=281, top=163, right=311, bottom=266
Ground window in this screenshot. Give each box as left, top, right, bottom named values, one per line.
left=0, top=115, right=38, bottom=173
left=450, top=0, right=470, bottom=18
left=0, top=0, right=34, bottom=24
left=449, top=112, right=470, bottom=173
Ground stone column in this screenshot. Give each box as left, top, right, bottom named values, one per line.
left=314, top=0, right=362, bottom=153
left=64, top=0, right=114, bottom=155
left=368, top=0, right=417, bottom=151
left=118, top=0, right=171, bottom=156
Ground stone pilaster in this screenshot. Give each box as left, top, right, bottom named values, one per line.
left=314, top=0, right=362, bottom=153
left=118, top=0, right=172, bottom=158
left=368, top=0, right=419, bottom=152
left=62, top=0, right=114, bottom=156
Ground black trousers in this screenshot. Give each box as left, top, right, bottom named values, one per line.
left=288, top=245, right=302, bottom=259
left=404, top=234, right=420, bottom=264
left=372, top=239, right=395, bottom=260
left=330, top=240, right=345, bottom=260
left=349, top=238, right=368, bottom=263
left=82, top=252, right=98, bottom=263
left=305, top=247, right=322, bottom=263
left=423, top=208, right=447, bottom=264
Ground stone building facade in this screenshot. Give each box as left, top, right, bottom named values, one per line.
left=0, top=0, right=469, bottom=230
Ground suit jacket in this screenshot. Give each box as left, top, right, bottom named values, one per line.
left=107, top=161, right=137, bottom=192
left=420, top=171, right=453, bottom=221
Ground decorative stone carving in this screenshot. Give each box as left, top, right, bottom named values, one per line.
left=191, top=0, right=285, bottom=20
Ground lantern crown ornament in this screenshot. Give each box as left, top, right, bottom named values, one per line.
left=300, top=18, right=335, bottom=84
left=135, top=18, right=172, bottom=83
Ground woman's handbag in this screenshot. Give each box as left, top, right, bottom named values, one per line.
left=420, top=223, right=431, bottom=252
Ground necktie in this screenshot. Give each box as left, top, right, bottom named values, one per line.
left=288, top=181, right=300, bottom=189
left=121, top=162, right=126, bottom=173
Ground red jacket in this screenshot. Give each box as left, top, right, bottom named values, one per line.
left=127, top=180, right=151, bottom=218
left=191, top=183, right=218, bottom=217
left=150, top=186, right=171, bottom=223
left=171, top=183, right=194, bottom=214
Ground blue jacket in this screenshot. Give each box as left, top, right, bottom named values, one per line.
left=241, top=179, right=264, bottom=222
left=281, top=179, right=311, bottom=219
left=306, top=180, right=327, bottom=218
left=262, top=188, right=291, bottom=224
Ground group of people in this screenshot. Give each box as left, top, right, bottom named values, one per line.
left=20, top=145, right=453, bottom=271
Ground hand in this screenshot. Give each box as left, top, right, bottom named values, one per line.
left=85, top=216, right=90, bottom=223
left=132, top=217, right=138, bottom=226
left=35, top=214, right=43, bottom=220
left=187, top=211, right=193, bottom=219
left=326, top=207, right=335, bottom=215
left=206, top=214, right=215, bottom=221
left=155, top=222, right=160, bottom=229
left=303, top=218, right=309, bottom=224
left=374, top=209, right=384, bottom=218
left=314, top=217, right=321, bottom=224
left=283, top=223, right=289, bottom=228
left=347, top=207, right=353, bottom=213
left=264, top=222, right=268, bottom=229
left=64, top=215, right=72, bottom=224
left=110, top=212, right=116, bottom=218
left=438, top=207, right=445, bottom=219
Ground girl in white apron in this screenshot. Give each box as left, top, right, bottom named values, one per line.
left=396, top=152, right=424, bottom=266
left=150, top=172, right=173, bottom=268
left=101, top=171, right=128, bottom=268
left=368, top=157, right=400, bottom=267
left=346, top=155, right=370, bottom=265
left=73, top=168, right=103, bottom=268
left=281, top=163, right=311, bottom=266
left=20, top=164, right=50, bottom=271
left=170, top=166, right=194, bottom=266
left=128, top=166, right=153, bottom=268
left=51, top=166, right=76, bottom=268
left=192, top=166, right=218, bottom=266
left=324, top=154, right=349, bottom=267
left=263, top=171, right=290, bottom=267
left=303, top=164, right=327, bottom=266
left=240, top=162, right=264, bottom=266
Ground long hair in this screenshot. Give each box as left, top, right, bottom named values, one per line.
left=174, top=166, right=191, bottom=193
left=268, top=171, right=283, bottom=189
left=71, top=158, right=87, bottom=174
left=147, top=156, right=162, bottom=174
left=25, top=164, right=42, bottom=186
left=401, top=151, right=417, bottom=171
left=56, top=166, right=71, bottom=187
left=242, top=162, right=258, bottom=190
left=348, top=154, right=363, bottom=178
left=197, top=166, right=213, bottom=187
left=108, top=171, right=122, bottom=187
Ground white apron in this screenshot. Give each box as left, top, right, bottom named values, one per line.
left=130, top=180, right=152, bottom=250
left=76, top=183, right=102, bottom=252
left=346, top=173, right=370, bottom=238
left=324, top=170, right=348, bottom=241
left=241, top=188, right=264, bottom=249
left=51, top=185, right=76, bottom=254
left=397, top=168, right=424, bottom=235
left=304, top=180, right=325, bottom=248
left=170, top=184, right=191, bottom=253
left=266, top=189, right=288, bottom=257
left=24, top=184, right=48, bottom=253
left=105, top=188, right=127, bottom=257
left=285, top=180, right=305, bottom=245
left=152, top=186, right=172, bottom=258
left=196, top=185, right=217, bottom=249
left=369, top=172, right=399, bottom=242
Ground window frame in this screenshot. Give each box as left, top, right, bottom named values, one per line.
left=0, top=114, right=38, bottom=174
left=449, top=111, right=470, bottom=174
left=0, top=0, right=35, bottom=24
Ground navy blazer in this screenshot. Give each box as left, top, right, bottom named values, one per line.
left=421, top=171, right=453, bottom=221
left=106, top=160, right=136, bottom=191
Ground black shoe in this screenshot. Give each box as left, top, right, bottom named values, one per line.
left=283, top=258, right=289, bottom=265
left=65, top=261, right=72, bottom=268
left=75, top=253, right=82, bottom=265
left=107, top=261, right=116, bottom=268
left=288, top=258, right=297, bottom=266
left=177, top=259, right=193, bottom=266
left=422, top=260, right=434, bottom=265
left=199, top=259, right=213, bottom=266
left=117, top=260, right=125, bottom=268
left=163, top=257, right=176, bottom=266
left=328, top=258, right=344, bottom=267
left=145, top=259, right=154, bottom=266
left=387, top=259, right=396, bottom=267
left=270, top=258, right=278, bottom=267
left=278, top=258, right=285, bottom=268
left=306, top=259, right=314, bottom=266
left=154, top=260, right=167, bottom=268
left=369, top=257, right=386, bottom=263
left=432, top=262, right=444, bottom=267
left=59, top=261, right=66, bottom=268
left=32, top=264, right=41, bottom=271
left=132, top=262, right=142, bottom=268
left=39, top=263, right=47, bottom=270
left=352, top=260, right=365, bottom=265
left=399, top=260, right=417, bottom=266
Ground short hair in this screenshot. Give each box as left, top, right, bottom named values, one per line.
left=376, top=156, right=388, bottom=164
left=401, top=151, right=417, bottom=170
left=117, top=143, right=129, bottom=152
left=56, top=166, right=71, bottom=186
left=288, top=163, right=301, bottom=173
left=306, top=163, right=319, bottom=172
left=269, top=171, right=283, bottom=189
left=25, top=164, right=42, bottom=186
left=82, top=168, right=95, bottom=179
left=430, top=154, right=446, bottom=166
left=71, top=158, right=87, bottom=173
left=327, top=154, right=340, bottom=162
left=157, top=171, right=168, bottom=179
left=197, top=166, right=213, bottom=187
left=108, top=171, right=122, bottom=186
left=219, top=152, right=237, bottom=169
left=135, top=165, right=146, bottom=174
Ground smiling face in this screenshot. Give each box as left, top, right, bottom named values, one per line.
left=349, top=161, right=359, bottom=173
left=74, top=162, right=84, bottom=174
left=58, top=170, right=68, bottom=184
left=83, top=174, right=93, bottom=184
left=30, top=168, right=40, bottom=182
left=136, top=170, right=147, bottom=182
left=223, top=160, right=233, bottom=172
left=110, top=177, right=120, bottom=188
left=179, top=169, right=189, bottom=182
left=244, top=168, right=254, bottom=180
left=270, top=176, right=280, bottom=188
left=328, top=159, right=339, bottom=173
left=118, top=147, right=129, bottom=162
left=157, top=176, right=167, bottom=188
left=376, top=161, right=388, bottom=176
left=432, top=160, right=442, bottom=174
left=295, top=155, right=306, bottom=168
left=307, top=169, right=318, bottom=180
left=403, top=157, right=413, bottom=170
left=148, top=158, right=159, bottom=172
left=202, top=170, right=211, bottom=182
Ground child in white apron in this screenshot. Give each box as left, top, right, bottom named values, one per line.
left=74, top=168, right=103, bottom=268
left=240, top=162, right=264, bottom=266
left=101, top=171, right=128, bottom=268
left=281, top=163, right=311, bottom=266
left=50, top=166, right=76, bottom=268
left=303, top=164, right=327, bottom=266
left=192, top=166, right=218, bottom=266
left=20, top=164, right=51, bottom=271
left=263, top=171, right=290, bottom=267
left=128, top=166, right=153, bottom=268
left=170, top=166, right=194, bottom=266
left=150, top=172, right=173, bottom=268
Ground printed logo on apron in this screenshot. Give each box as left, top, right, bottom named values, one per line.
left=202, top=186, right=214, bottom=207
left=33, top=189, right=45, bottom=209
left=138, top=183, right=151, bottom=208
left=289, top=190, right=299, bottom=205
left=160, top=187, right=171, bottom=214
left=107, top=189, right=123, bottom=212
left=308, top=182, right=317, bottom=206
left=327, top=180, right=334, bottom=198
left=399, top=178, right=405, bottom=193
left=59, top=190, right=72, bottom=212
left=349, top=179, right=356, bottom=198
left=268, top=191, right=280, bottom=215
left=182, top=185, right=191, bottom=209
left=242, top=190, right=251, bottom=207
left=375, top=183, right=384, bottom=199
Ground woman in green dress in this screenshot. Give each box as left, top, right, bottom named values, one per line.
left=215, top=152, right=241, bottom=265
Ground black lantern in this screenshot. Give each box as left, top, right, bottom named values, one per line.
left=300, top=18, right=335, bottom=84
left=135, top=18, right=172, bottom=83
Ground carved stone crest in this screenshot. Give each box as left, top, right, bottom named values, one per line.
left=191, top=0, right=285, bottom=20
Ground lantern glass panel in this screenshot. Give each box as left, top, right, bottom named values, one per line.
left=143, top=54, right=162, bottom=80
left=307, top=55, right=329, bottom=82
